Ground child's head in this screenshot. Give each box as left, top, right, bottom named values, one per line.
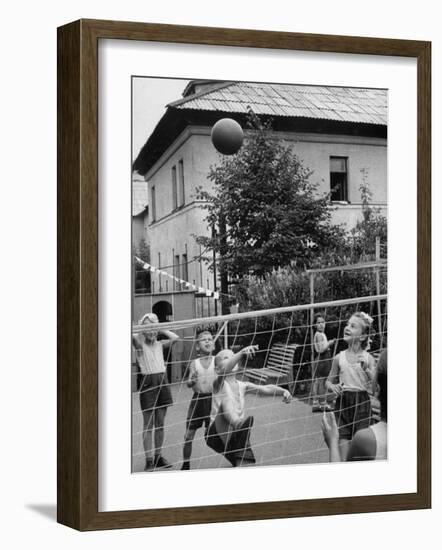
left=214, top=349, right=237, bottom=376
left=139, top=312, right=159, bottom=343
left=195, top=329, right=215, bottom=356
left=315, top=314, right=326, bottom=332
left=343, top=311, right=373, bottom=349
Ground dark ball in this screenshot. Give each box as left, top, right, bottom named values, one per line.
left=211, top=118, right=244, bottom=155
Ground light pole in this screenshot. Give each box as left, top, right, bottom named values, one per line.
left=212, top=225, right=218, bottom=316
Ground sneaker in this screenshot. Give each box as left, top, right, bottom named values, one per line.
left=321, top=404, right=333, bottom=412
left=181, top=461, right=190, bottom=471
left=144, top=458, right=155, bottom=472
left=312, top=404, right=322, bottom=412
left=154, top=455, right=172, bottom=469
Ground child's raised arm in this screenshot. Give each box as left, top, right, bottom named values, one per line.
left=246, top=383, right=292, bottom=403
left=215, top=345, right=258, bottom=376
left=314, top=332, right=327, bottom=354
left=159, top=329, right=179, bottom=348
left=321, top=412, right=341, bottom=462
left=132, top=333, right=142, bottom=349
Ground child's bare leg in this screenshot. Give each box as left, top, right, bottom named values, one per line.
left=339, top=439, right=351, bottom=461
left=152, top=407, right=172, bottom=468
left=141, top=410, right=155, bottom=462
left=154, top=407, right=167, bottom=455
left=183, top=428, right=196, bottom=461
left=312, top=378, right=319, bottom=405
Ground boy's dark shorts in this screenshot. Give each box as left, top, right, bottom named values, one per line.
left=334, top=390, right=372, bottom=440
left=206, top=416, right=256, bottom=466
left=139, top=372, right=173, bottom=413
left=186, top=392, right=212, bottom=431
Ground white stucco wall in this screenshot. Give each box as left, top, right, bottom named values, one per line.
left=146, top=203, right=214, bottom=291
left=283, top=133, right=387, bottom=203
left=132, top=216, right=145, bottom=248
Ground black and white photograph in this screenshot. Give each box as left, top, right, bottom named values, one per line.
left=131, top=77, right=388, bottom=473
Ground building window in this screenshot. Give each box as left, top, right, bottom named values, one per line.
left=181, top=253, right=188, bottom=288
left=151, top=185, right=156, bottom=221
left=173, top=254, right=180, bottom=291
left=178, top=159, right=185, bottom=206
left=172, top=166, right=177, bottom=210
left=158, top=252, right=162, bottom=292
left=330, top=156, right=348, bottom=202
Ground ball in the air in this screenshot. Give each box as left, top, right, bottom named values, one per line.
left=211, top=118, right=244, bottom=155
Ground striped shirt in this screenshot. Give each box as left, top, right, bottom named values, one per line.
left=136, top=340, right=166, bottom=375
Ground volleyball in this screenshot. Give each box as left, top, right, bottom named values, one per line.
left=211, top=118, right=244, bottom=155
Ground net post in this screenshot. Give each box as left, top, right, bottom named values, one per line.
left=309, top=271, right=315, bottom=345
left=375, top=237, right=383, bottom=348
left=309, top=272, right=315, bottom=394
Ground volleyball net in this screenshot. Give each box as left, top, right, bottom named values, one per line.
left=131, top=294, right=387, bottom=472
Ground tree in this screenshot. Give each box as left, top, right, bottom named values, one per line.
left=195, top=111, right=345, bottom=285
left=350, top=168, right=388, bottom=261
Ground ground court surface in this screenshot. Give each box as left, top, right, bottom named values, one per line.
left=132, top=382, right=328, bottom=473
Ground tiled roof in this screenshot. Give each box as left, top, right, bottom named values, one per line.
left=170, top=82, right=387, bottom=125
left=132, top=176, right=148, bottom=216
